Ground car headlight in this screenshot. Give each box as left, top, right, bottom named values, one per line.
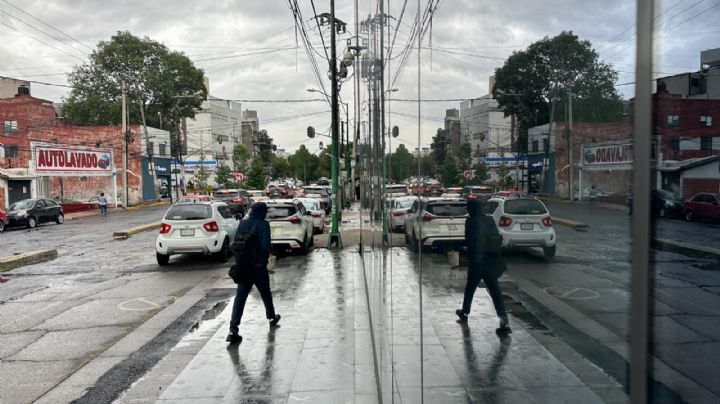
left=16, top=210, right=27, bottom=217
left=665, top=201, right=675, bottom=207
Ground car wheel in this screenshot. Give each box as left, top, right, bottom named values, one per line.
left=215, top=238, right=231, bottom=262
left=408, top=231, right=418, bottom=252
left=27, top=216, right=37, bottom=229
left=156, top=252, right=170, bottom=266
left=300, top=235, right=309, bottom=255
left=684, top=210, right=694, bottom=222
left=543, top=246, right=556, bottom=258
left=56, top=213, right=65, bottom=224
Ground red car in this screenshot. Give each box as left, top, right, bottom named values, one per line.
left=682, top=193, right=720, bottom=222
left=0, top=208, right=7, bottom=233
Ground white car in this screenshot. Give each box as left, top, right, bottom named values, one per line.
left=295, top=197, right=326, bottom=234
left=485, top=197, right=557, bottom=258
left=404, top=197, right=467, bottom=250
left=155, top=202, right=239, bottom=265
left=303, top=186, right=331, bottom=213
left=386, top=184, right=408, bottom=198
left=264, top=199, right=315, bottom=254
left=389, top=196, right=417, bottom=232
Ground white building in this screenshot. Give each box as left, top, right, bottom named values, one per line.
left=459, top=96, right=512, bottom=165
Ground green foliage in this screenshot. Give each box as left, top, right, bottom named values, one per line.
left=64, top=31, right=207, bottom=129
left=317, top=148, right=332, bottom=179
left=245, top=158, right=266, bottom=190
left=389, top=144, right=415, bottom=181
left=215, top=165, right=233, bottom=189
left=493, top=31, right=623, bottom=130
left=442, top=156, right=461, bottom=187
left=194, top=155, right=210, bottom=189
left=473, top=162, right=491, bottom=184
left=457, top=142, right=473, bottom=171
left=271, top=155, right=291, bottom=178
left=232, top=144, right=251, bottom=172
left=288, top=145, right=320, bottom=183
left=495, top=163, right=510, bottom=189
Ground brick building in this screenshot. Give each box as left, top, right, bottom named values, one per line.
left=653, top=91, right=720, bottom=161
left=0, top=93, right=142, bottom=209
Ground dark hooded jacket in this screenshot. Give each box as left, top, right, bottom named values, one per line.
left=237, top=202, right=272, bottom=266
left=465, top=198, right=502, bottom=259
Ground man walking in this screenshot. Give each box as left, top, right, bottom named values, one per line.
left=227, top=202, right=281, bottom=344
left=456, top=198, right=510, bottom=334
left=98, top=192, right=108, bottom=216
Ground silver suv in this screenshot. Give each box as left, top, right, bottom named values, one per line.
left=404, top=197, right=467, bottom=251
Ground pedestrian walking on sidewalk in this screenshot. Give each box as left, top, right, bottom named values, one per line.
left=98, top=192, right=108, bottom=216
left=226, top=202, right=281, bottom=344
left=589, top=185, right=598, bottom=208
left=456, top=198, right=511, bottom=334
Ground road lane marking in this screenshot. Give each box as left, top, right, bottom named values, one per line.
left=117, top=296, right=177, bottom=311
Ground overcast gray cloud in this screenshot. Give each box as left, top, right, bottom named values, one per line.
left=0, top=0, right=717, bottom=153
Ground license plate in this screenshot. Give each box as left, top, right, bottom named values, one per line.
left=180, top=229, right=194, bottom=237
left=447, top=224, right=457, bottom=231
left=521, top=223, right=533, bottom=230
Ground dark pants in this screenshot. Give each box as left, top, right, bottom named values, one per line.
left=99, top=205, right=107, bottom=215
left=229, top=267, right=276, bottom=334
left=462, top=257, right=506, bottom=316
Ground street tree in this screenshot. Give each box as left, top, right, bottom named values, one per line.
left=288, top=145, right=319, bottom=183
left=194, top=155, right=210, bottom=191
left=245, top=158, right=266, bottom=190
left=64, top=31, right=206, bottom=129
left=495, top=163, right=510, bottom=189
left=317, top=148, right=332, bottom=179
left=457, top=142, right=473, bottom=171
left=442, top=156, right=461, bottom=187
left=215, top=165, right=233, bottom=189
left=493, top=31, right=623, bottom=142
left=474, top=162, right=491, bottom=185
left=271, top=155, right=291, bottom=179
left=232, top=144, right=251, bottom=173
left=390, top=144, right=414, bottom=181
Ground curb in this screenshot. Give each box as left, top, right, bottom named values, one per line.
left=0, top=249, right=58, bottom=272
left=552, top=216, right=589, bottom=231
left=124, top=201, right=169, bottom=211
left=113, top=221, right=161, bottom=240
left=653, top=238, right=720, bottom=260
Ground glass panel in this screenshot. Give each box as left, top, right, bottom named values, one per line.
left=164, top=204, right=212, bottom=220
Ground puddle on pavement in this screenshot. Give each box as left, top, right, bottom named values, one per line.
left=176, top=300, right=230, bottom=349
left=504, top=293, right=553, bottom=334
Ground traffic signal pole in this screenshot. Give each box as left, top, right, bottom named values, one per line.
left=327, top=0, right=343, bottom=249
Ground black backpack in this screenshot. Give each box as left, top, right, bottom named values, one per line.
left=476, top=216, right=503, bottom=255
left=228, top=227, right=259, bottom=283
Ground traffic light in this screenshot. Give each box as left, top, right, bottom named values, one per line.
left=307, top=126, right=315, bottom=138
left=319, top=141, right=324, bottom=150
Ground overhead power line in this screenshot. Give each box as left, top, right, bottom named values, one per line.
left=0, top=0, right=93, bottom=51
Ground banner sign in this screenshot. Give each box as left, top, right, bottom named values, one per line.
left=582, top=141, right=633, bottom=167
left=31, top=142, right=113, bottom=176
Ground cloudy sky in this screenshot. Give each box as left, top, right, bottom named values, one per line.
left=0, top=0, right=717, bottom=154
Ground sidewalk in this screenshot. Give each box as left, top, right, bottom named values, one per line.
left=122, top=247, right=623, bottom=403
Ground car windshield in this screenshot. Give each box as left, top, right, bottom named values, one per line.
left=472, top=187, right=493, bottom=194
left=10, top=200, right=35, bottom=210
left=657, top=190, right=679, bottom=201
left=304, top=188, right=324, bottom=194
left=164, top=204, right=213, bottom=220
left=213, top=191, right=239, bottom=200
left=426, top=203, right=467, bottom=217
left=388, top=185, right=405, bottom=192
left=394, top=200, right=415, bottom=209
left=267, top=206, right=297, bottom=219
left=504, top=199, right=548, bottom=215
left=303, top=201, right=320, bottom=211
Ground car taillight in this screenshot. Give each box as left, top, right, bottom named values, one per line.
left=422, top=213, right=438, bottom=221
left=159, top=223, right=172, bottom=234
left=281, top=189, right=287, bottom=194
left=203, top=221, right=219, bottom=232
left=233, top=197, right=243, bottom=203
left=499, top=216, right=513, bottom=227
left=542, top=217, right=553, bottom=227
left=440, top=188, right=445, bottom=193
left=468, top=194, right=478, bottom=199
left=287, top=216, right=302, bottom=224
left=392, top=211, right=405, bottom=216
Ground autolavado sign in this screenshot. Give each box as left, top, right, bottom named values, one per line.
left=31, top=142, right=114, bottom=176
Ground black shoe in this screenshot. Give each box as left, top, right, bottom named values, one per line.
left=269, top=314, right=281, bottom=327
left=456, top=309, right=468, bottom=322
left=496, top=315, right=511, bottom=334
left=226, top=333, right=242, bottom=344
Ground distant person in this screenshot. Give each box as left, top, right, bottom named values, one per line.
left=226, top=202, right=281, bottom=344
left=589, top=185, right=598, bottom=207
left=457, top=199, right=510, bottom=334
left=98, top=192, right=108, bottom=216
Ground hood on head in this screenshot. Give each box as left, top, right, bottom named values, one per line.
left=251, top=202, right=268, bottom=219
left=466, top=198, right=484, bottom=217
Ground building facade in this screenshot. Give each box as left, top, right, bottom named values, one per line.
left=459, top=97, right=512, bottom=166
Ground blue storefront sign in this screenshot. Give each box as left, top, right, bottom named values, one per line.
left=142, top=157, right=173, bottom=201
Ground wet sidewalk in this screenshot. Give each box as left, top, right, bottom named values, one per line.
left=121, top=246, right=624, bottom=403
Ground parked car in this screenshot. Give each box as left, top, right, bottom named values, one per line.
left=682, top=192, right=720, bottom=222
left=651, top=189, right=682, bottom=218
left=6, top=198, right=65, bottom=229
left=485, top=197, right=557, bottom=258
left=418, top=181, right=445, bottom=197
left=303, top=186, right=331, bottom=213
left=212, top=189, right=252, bottom=216
left=441, top=187, right=463, bottom=198
left=494, top=190, right=529, bottom=199
left=461, top=185, right=495, bottom=201
left=316, top=177, right=330, bottom=186
left=0, top=208, right=8, bottom=233
left=389, top=196, right=417, bottom=232
left=404, top=197, right=467, bottom=251
left=574, top=187, right=609, bottom=200
left=386, top=184, right=408, bottom=198
left=295, top=198, right=326, bottom=234
left=266, top=184, right=290, bottom=199
left=154, top=201, right=239, bottom=265
left=175, top=194, right=214, bottom=204
left=247, top=190, right=266, bottom=199
left=263, top=199, right=314, bottom=254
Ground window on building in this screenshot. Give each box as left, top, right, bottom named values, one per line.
left=531, top=140, right=539, bottom=153
left=667, top=114, right=679, bottom=129
left=700, top=136, right=712, bottom=150
left=3, top=144, right=18, bottom=157
left=700, top=115, right=712, bottom=127
left=669, top=138, right=680, bottom=150
left=146, top=141, right=154, bottom=156
left=3, top=120, right=17, bottom=133
left=158, top=143, right=167, bottom=156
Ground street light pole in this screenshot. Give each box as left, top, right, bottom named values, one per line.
left=327, top=0, right=343, bottom=248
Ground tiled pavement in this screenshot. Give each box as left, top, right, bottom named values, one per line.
left=135, top=246, right=624, bottom=403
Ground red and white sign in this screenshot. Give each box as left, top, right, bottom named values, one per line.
left=232, top=171, right=245, bottom=181
left=31, top=142, right=114, bottom=176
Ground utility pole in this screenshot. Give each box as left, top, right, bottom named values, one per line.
left=567, top=91, right=573, bottom=201
left=327, top=0, right=343, bottom=248
left=139, top=101, right=158, bottom=200
left=380, top=0, right=389, bottom=246
left=121, top=81, right=129, bottom=209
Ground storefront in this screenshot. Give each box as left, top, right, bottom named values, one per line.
left=141, top=156, right=173, bottom=201
left=527, top=152, right=555, bottom=194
